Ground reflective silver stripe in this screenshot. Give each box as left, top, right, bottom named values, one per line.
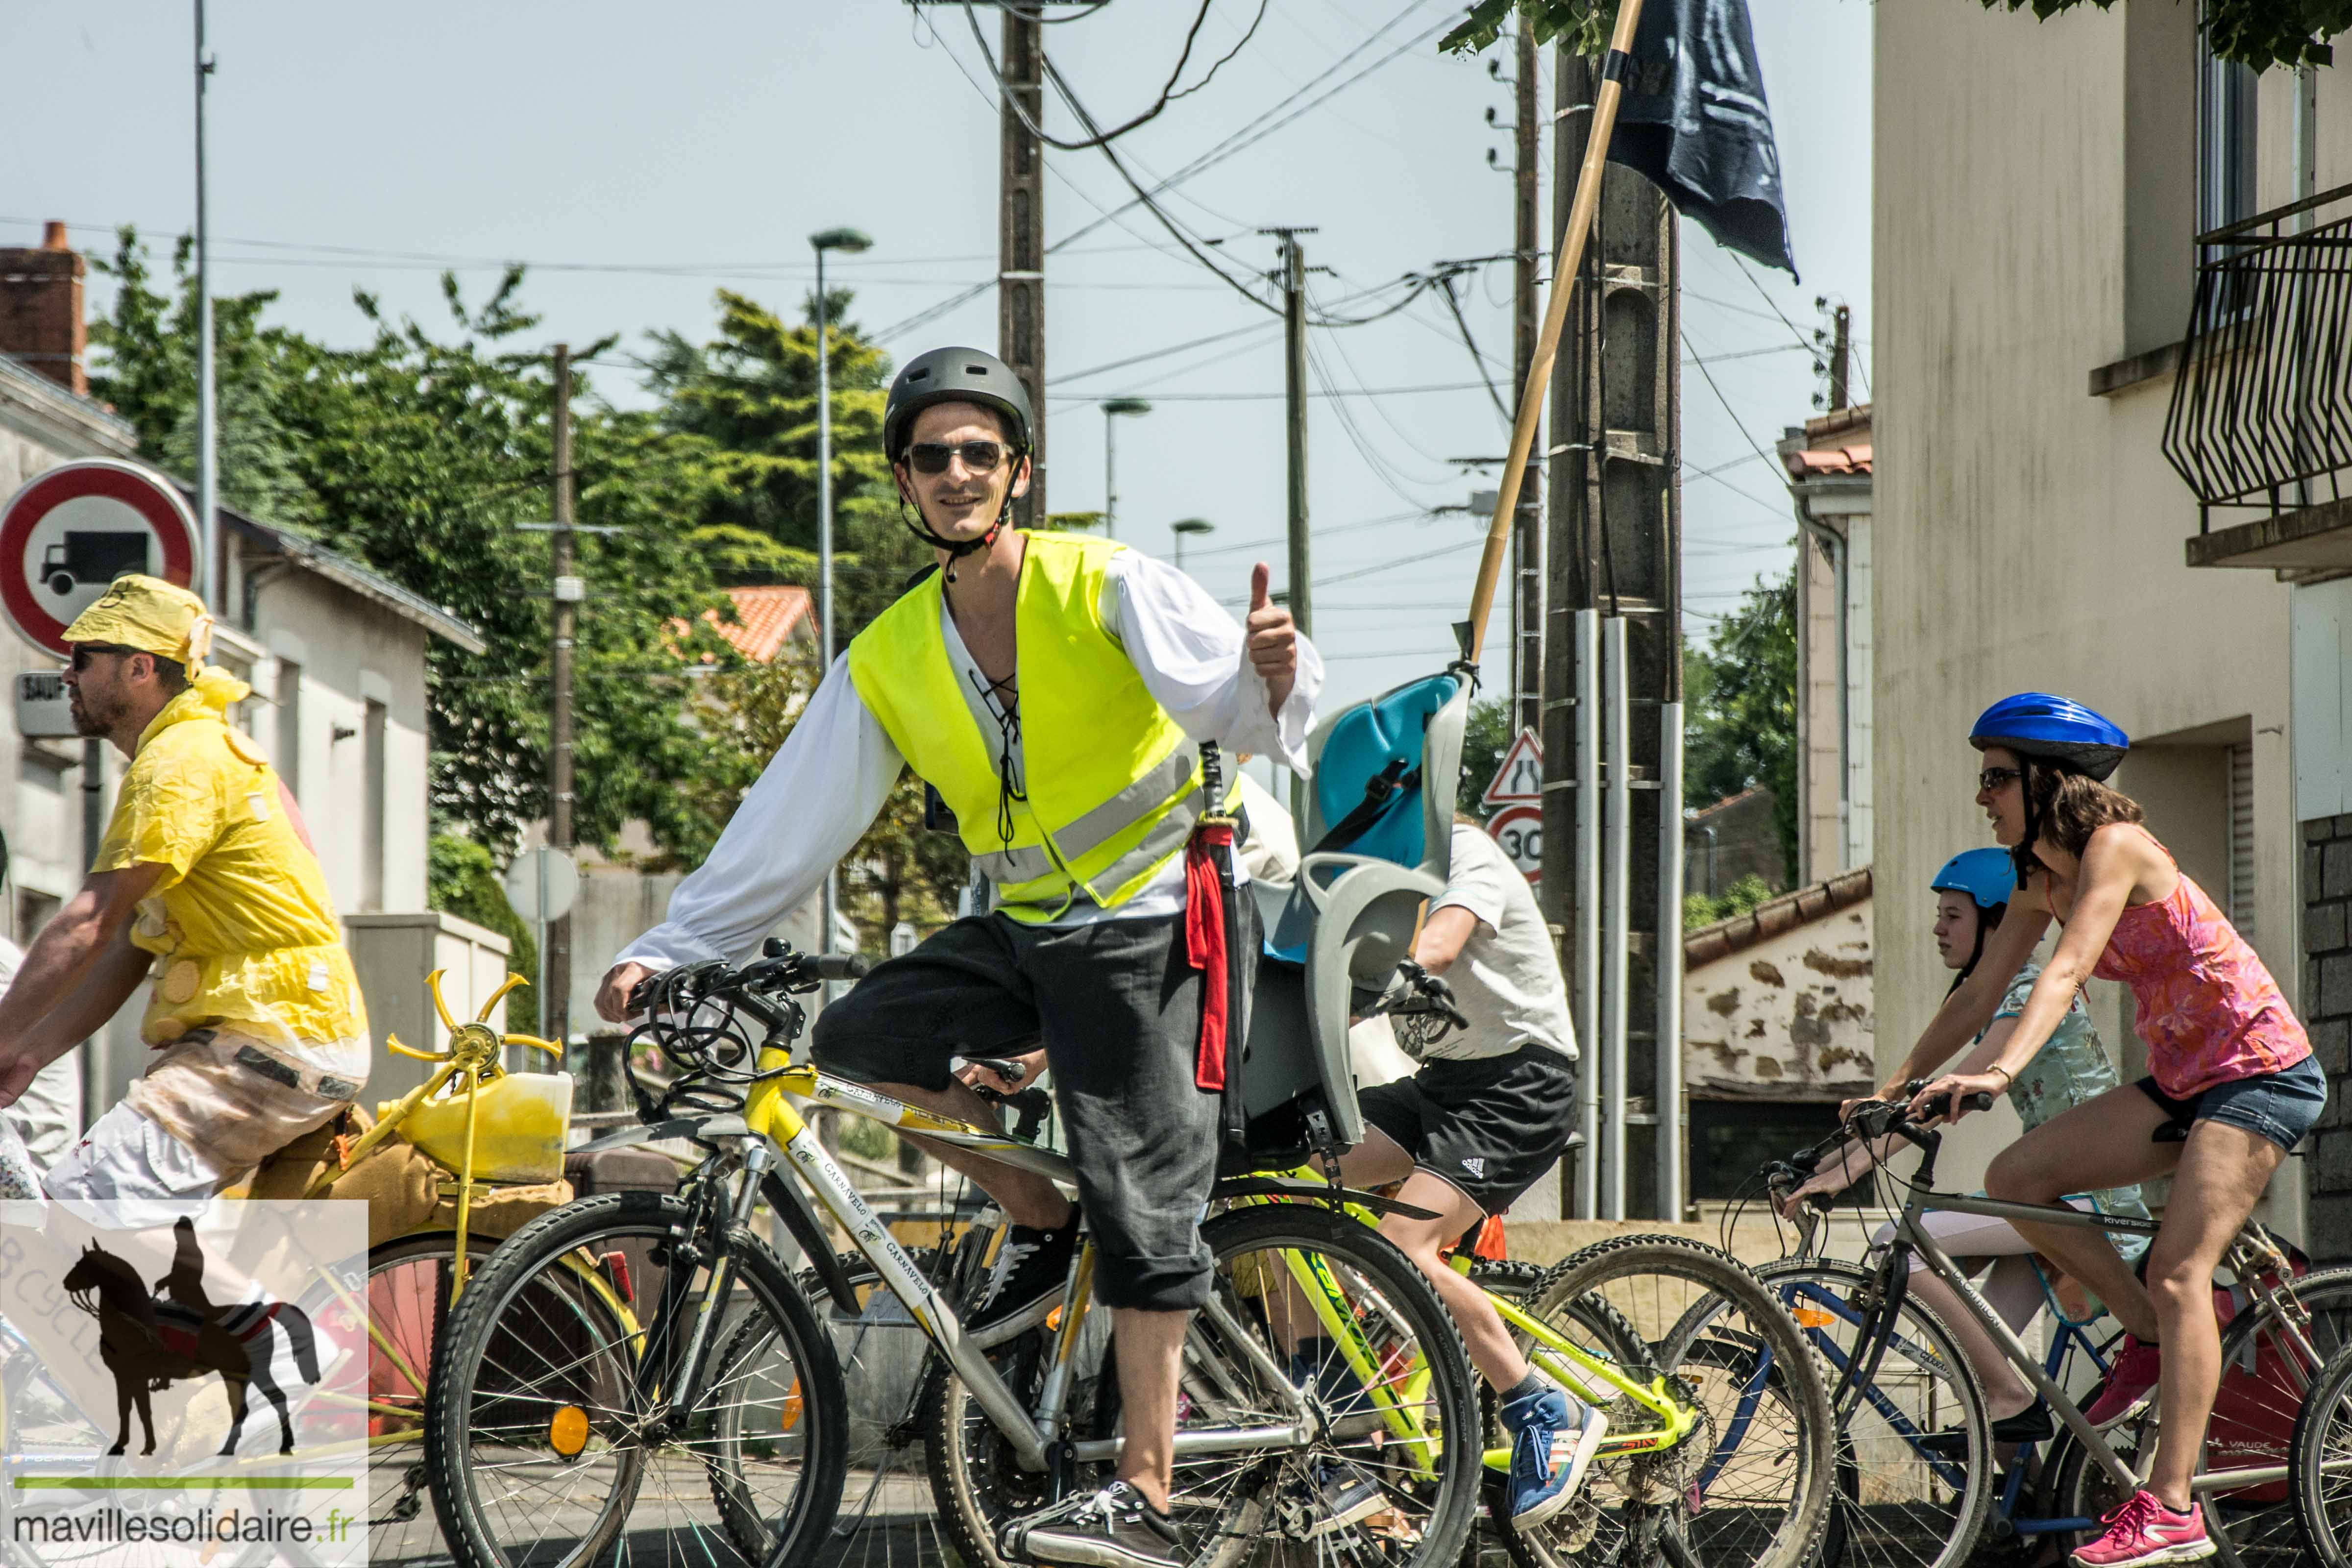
left=998, top=793, right=1202, bottom=911
left=974, top=843, right=1056, bottom=884
left=971, top=746, right=1198, bottom=890
left=1052, top=748, right=1198, bottom=861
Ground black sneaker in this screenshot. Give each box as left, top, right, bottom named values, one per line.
left=967, top=1215, right=1080, bottom=1345
left=1300, top=1457, right=1385, bottom=1538
left=1003, top=1480, right=1183, bottom=1568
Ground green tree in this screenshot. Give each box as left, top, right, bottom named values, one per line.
left=643, top=289, right=934, bottom=640
left=1685, top=567, right=1798, bottom=882
left=1441, top=0, right=2343, bottom=69
left=88, top=232, right=749, bottom=868
left=1456, top=695, right=1516, bottom=819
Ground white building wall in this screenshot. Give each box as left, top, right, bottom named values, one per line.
left=1874, top=0, right=2304, bottom=1198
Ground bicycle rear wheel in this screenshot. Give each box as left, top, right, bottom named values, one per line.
left=2292, top=1338, right=2352, bottom=1566
left=1491, top=1235, right=1836, bottom=1568
left=925, top=1201, right=1484, bottom=1568
left=368, top=1231, right=497, bottom=1568
left=423, top=1190, right=849, bottom=1568
left=2179, top=1262, right=2352, bottom=1567
left=1754, top=1258, right=1992, bottom=1568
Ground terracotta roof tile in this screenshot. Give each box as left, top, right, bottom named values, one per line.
left=706, top=585, right=815, bottom=664
left=1785, top=441, right=1872, bottom=479
left=1684, top=866, right=1873, bottom=967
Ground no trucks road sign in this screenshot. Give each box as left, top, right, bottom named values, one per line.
left=0, top=459, right=200, bottom=658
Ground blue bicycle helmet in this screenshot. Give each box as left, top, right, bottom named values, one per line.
left=1968, top=693, right=2130, bottom=781
left=1930, top=848, right=2013, bottom=913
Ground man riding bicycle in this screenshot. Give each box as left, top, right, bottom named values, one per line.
left=0, top=575, right=369, bottom=1210
left=596, top=346, right=1321, bottom=1568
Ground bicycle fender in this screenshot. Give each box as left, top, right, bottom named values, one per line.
left=764, top=1169, right=862, bottom=1315
left=1210, top=1176, right=1441, bottom=1223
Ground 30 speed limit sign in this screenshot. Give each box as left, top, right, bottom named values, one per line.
left=1486, top=803, right=1541, bottom=883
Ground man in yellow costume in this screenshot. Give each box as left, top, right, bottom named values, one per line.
left=0, top=575, right=368, bottom=1203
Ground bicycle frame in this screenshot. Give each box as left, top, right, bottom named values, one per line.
left=1881, top=1183, right=2313, bottom=1497
left=1777, top=1268, right=2115, bottom=1535
left=735, top=1054, right=1317, bottom=1475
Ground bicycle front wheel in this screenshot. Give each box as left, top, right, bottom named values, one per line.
left=926, top=1201, right=1484, bottom=1568
left=423, top=1190, right=849, bottom=1568
left=1753, top=1257, right=1992, bottom=1568
left=1493, top=1235, right=1836, bottom=1568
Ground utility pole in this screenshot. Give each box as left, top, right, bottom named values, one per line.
left=1512, top=15, right=1543, bottom=739
left=193, top=0, right=218, bottom=606
left=1000, top=5, right=1047, bottom=526
left=547, top=344, right=578, bottom=1051
left=1263, top=227, right=1316, bottom=639
left=1541, top=45, right=1684, bottom=1220
left=1828, top=302, right=1851, bottom=413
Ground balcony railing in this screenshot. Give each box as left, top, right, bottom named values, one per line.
left=2162, top=182, right=2352, bottom=534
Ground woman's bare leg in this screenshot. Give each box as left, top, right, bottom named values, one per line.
left=2141, top=1121, right=2285, bottom=1512
left=1903, top=1267, right=2037, bottom=1419
left=1982, top=1085, right=2180, bottom=1341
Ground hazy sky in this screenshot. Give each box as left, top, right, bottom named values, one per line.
left=0, top=0, right=1870, bottom=714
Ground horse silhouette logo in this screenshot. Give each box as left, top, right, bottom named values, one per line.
left=60, top=1217, right=322, bottom=1457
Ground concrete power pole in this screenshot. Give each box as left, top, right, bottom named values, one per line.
left=999, top=6, right=1047, bottom=526
left=1511, top=16, right=1543, bottom=739
left=1541, top=46, right=1684, bottom=1220
left=547, top=344, right=577, bottom=1051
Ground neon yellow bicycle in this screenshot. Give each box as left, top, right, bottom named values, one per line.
left=417, top=945, right=1486, bottom=1568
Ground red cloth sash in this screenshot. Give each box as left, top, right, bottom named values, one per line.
left=1185, top=820, right=1237, bottom=1091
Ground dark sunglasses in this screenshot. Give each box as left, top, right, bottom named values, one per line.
left=906, top=440, right=1010, bottom=476
left=67, top=643, right=140, bottom=672
left=1977, top=766, right=2023, bottom=792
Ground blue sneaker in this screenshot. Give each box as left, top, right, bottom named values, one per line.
left=1502, top=1385, right=1608, bottom=1528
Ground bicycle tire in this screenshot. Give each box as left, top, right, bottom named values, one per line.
left=1752, top=1256, right=1994, bottom=1568
left=2177, top=1261, right=2352, bottom=1567
left=1489, top=1234, right=1836, bottom=1568
left=2291, top=1337, right=2352, bottom=1566
left=368, top=1230, right=498, bottom=1568
left=925, top=1201, right=1484, bottom=1568
left=422, top=1190, right=850, bottom=1568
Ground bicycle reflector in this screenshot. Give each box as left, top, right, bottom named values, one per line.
left=548, top=1405, right=589, bottom=1458
left=1790, top=1305, right=1838, bottom=1330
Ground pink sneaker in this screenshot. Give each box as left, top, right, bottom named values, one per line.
left=2070, top=1490, right=2211, bottom=1565
left=2084, top=1336, right=2162, bottom=1427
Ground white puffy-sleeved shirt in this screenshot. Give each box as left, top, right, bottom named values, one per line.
left=620, top=550, right=1323, bottom=970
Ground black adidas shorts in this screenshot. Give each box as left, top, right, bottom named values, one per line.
left=1357, top=1043, right=1578, bottom=1215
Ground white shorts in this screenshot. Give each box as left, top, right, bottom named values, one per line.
left=44, top=1102, right=241, bottom=1228
left=1870, top=1198, right=2100, bottom=1335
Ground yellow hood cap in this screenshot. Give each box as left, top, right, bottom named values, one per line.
left=64, top=574, right=215, bottom=669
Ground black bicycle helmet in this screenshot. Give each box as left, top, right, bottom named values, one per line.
left=881, top=347, right=1037, bottom=574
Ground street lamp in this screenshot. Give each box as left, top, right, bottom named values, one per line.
left=1100, top=397, right=1152, bottom=539
left=1171, top=517, right=1215, bottom=572
left=811, top=225, right=871, bottom=961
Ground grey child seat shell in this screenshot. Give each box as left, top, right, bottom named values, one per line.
left=1228, top=672, right=1469, bottom=1170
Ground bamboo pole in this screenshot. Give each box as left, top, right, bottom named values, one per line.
left=1463, top=0, right=1649, bottom=662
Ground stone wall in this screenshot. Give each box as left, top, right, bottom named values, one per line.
left=2304, top=814, right=2352, bottom=1263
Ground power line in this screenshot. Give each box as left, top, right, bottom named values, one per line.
left=961, top=0, right=1268, bottom=150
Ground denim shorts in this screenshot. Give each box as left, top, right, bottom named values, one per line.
left=2135, top=1053, right=2328, bottom=1152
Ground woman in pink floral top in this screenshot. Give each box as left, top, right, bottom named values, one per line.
left=1888, top=694, right=2324, bottom=1568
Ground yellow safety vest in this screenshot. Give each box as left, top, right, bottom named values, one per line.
left=848, top=531, right=1226, bottom=920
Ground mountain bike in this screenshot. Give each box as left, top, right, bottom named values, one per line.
left=418, top=942, right=1486, bottom=1568
left=1739, top=1087, right=2352, bottom=1568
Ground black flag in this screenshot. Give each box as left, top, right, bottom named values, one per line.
left=1609, top=0, right=1798, bottom=277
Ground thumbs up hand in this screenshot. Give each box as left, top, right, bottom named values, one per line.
left=1245, top=562, right=1298, bottom=716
